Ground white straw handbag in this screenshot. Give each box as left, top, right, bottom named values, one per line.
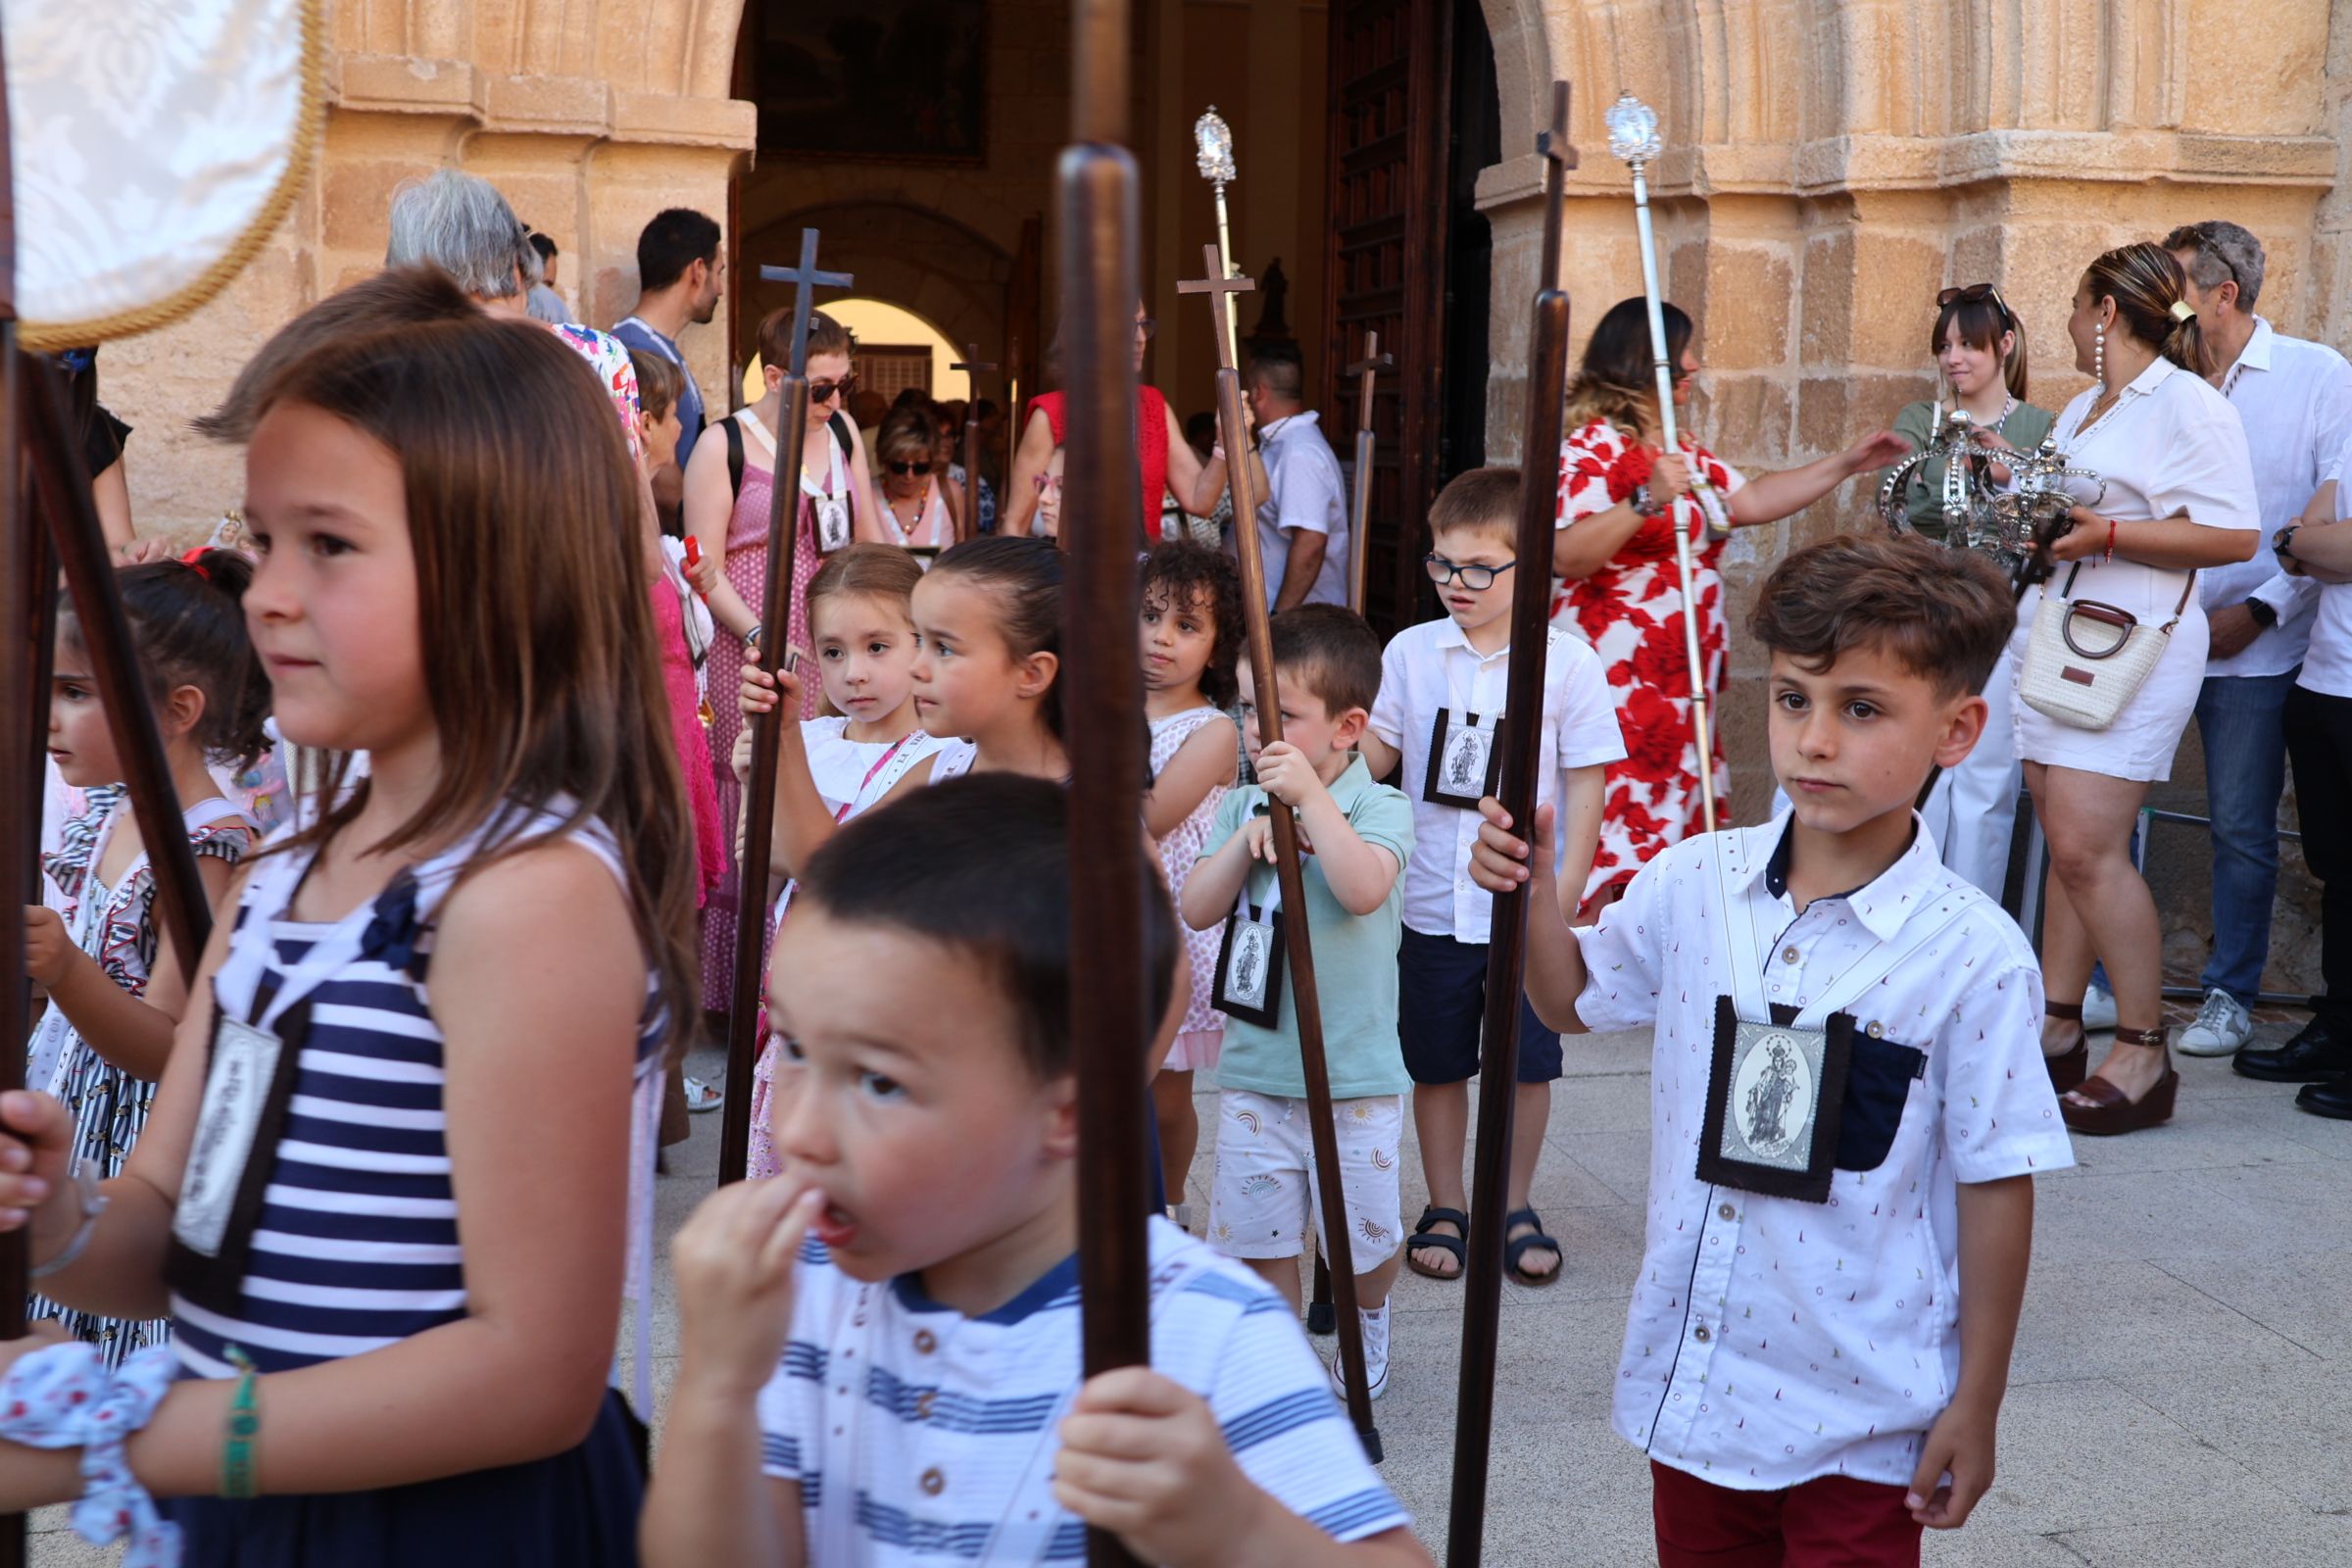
left=2018, top=563, right=2195, bottom=731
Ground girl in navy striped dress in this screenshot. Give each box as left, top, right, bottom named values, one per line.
left=0, top=290, right=698, bottom=1565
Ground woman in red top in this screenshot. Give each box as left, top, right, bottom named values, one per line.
left=1004, top=300, right=1237, bottom=540
left=1552, top=297, right=1906, bottom=911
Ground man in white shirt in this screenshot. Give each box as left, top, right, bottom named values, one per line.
left=2242, top=458, right=2352, bottom=1113
left=1246, top=345, right=1350, bottom=610
left=2164, top=220, right=2352, bottom=1056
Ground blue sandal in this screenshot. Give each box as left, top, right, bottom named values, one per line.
left=1504, top=1207, right=1561, bottom=1287
left=1405, top=1205, right=1468, bottom=1281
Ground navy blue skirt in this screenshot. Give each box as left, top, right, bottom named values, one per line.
left=161, top=1390, right=643, bottom=1566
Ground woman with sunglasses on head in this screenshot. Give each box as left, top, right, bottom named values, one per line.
left=1885, top=284, right=2056, bottom=902
left=683, top=306, right=875, bottom=1005
left=1002, top=300, right=1238, bottom=541
left=1552, top=296, right=1907, bottom=914
left=872, top=400, right=958, bottom=554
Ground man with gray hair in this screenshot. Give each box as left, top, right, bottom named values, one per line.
left=385, top=169, right=542, bottom=313
left=2162, top=220, right=2352, bottom=1059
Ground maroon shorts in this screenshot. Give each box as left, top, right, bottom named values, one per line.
left=1650, top=1461, right=1923, bottom=1567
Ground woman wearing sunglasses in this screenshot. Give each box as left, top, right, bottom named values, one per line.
left=1552, top=296, right=1906, bottom=914
left=1886, top=283, right=2055, bottom=902
left=872, top=401, right=958, bottom=554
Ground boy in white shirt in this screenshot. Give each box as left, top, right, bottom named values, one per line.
left=1358, top=467, right=1622, bottom=1288
left=1470, top=533, right=2071, bottom=1566
left=647, top=776, right=1426, bottom=1567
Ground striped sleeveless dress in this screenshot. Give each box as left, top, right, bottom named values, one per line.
left=161, top=809, right=654, bottom=1565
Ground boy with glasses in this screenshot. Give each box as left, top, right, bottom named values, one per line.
left=1357, top=467, right=1622, bottom=1289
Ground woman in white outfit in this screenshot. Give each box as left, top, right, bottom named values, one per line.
left=2028, top=242, right=2260, bottom=1135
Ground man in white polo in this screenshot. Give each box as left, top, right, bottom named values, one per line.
left=1244, top=344, right=1349, bottom=611
left=2164, top=220, right=2352, bottom=1057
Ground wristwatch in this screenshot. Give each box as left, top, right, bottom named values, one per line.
left=2273, top=524, right=2301, bottom=563
left=1630, top=483, right=1653, bottom=517
left=2247, top=599, right=2278, bottom=630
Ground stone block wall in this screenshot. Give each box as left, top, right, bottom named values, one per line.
left=1475, top=0, right=2342, bottom=994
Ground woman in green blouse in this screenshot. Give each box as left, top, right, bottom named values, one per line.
left=1890, top=283, right=2054, bottom=904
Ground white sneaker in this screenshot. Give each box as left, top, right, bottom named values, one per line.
left=2082, top=984, right=2119, bottom=1032
left=1331, top=1304, right=1391, bottom=1401
left=2178, top=988, right=2254, bottom=1056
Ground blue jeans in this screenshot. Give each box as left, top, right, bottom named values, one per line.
left=2195, top=668, right=2298, bottom=1004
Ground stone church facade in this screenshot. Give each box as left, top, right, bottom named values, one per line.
left=103, top=0, right=2352, bottom=986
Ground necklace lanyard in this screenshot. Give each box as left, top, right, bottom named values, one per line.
left=834, top=730, right=921, bottom=823
left=736, top=408, right=778, bottom=464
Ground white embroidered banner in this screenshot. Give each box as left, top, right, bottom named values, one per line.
left=4, top=0, right=323, bottom=348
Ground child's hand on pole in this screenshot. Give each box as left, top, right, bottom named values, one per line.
left=21, top=906, right=74, bottom=989
left=0, top=1091, right=82, bottom=1240
left=1467, top=798, right=1554, bottom=895
left=670, top=1180, right=824, bottom=1397
left=1250, top=741, right=1326, bottom=814
left=1054, top=1367, right=1261, bottom=1568
left=739, top=662, right=805, bottom=720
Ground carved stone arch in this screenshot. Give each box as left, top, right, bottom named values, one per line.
left=739, top=202, right=1013, bottom=384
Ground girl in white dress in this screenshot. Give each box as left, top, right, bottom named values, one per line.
left=2024, top=242, right=2260, bottom=1135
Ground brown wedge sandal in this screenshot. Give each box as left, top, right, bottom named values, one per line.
left=2061, top=1024, right=2179, bottom=1136
left=2043, top=1002, right=2088, bottom=1095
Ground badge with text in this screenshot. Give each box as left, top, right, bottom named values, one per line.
left=813, top=496, right=853, bottom=554
left=167, top=1001, right=312, bottom=1313
left=1211, top=892, right=1287, bottom=1029
left=1423, top=707, right=1503, bottom=809
left=1694, top=996, right=1854, bottom=1203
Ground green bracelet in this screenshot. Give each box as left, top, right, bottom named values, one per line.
left=221, top=1346, right=260, bottom=1499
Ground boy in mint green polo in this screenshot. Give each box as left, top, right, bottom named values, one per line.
left=1180, top=605, right=1415, bottom=1400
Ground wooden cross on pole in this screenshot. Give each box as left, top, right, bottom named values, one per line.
left=1177, top=242, right=1384, bottom=1459
left=1446, top=78, right=1576, bottom=1568
left=1343, top=328, right=1393, bottom=614
left=950, top=341, right=997, bottom=542
left=717, top=227, right=853, bottom=1187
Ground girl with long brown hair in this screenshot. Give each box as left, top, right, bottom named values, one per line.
left=0, top=306, right=696, bottom=1562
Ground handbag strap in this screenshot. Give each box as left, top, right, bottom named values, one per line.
left=2055, top=562, right=2198, bottom=626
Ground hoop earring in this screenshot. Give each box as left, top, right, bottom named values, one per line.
left=2093, top=322, right=2105, bottom=389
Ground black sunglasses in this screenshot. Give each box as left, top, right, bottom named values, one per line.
left=1424, top=555, right=1518, bottom=591
left=1936, top=283, right=2013, bottom=321
left=887, top=460, right=934, bottom=476
left=808, top=373, right=859, bottom=403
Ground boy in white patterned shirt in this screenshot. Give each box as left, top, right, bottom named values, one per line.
left=1358, top=466, right=1623, bottom=1290
left=1471, top=534, right=2072, bottom=1567
left=646, top=776, right=1427, bottom=1567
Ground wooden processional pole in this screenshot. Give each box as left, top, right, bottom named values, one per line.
left=1446, top=78, right=1575, bottom=1568
left=1180, top=244, right=1383, bottom=1460
left=716, top=229, right=852, bottom=1187
left=950, top=342, right=997, bottom=542
left=0, top=36, right=224, bottom=1564
left=1063, top=5, right=1156, bottom=1566
left=1343, top=329, right=1392, bottom=615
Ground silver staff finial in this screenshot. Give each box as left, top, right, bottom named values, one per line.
left=1605, top=91, right=1661, bottom=166
left=1194, top=107, right=1236, bottom=184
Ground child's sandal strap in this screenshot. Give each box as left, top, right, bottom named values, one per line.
left=2045, top=1001, right=2084, bottom=1022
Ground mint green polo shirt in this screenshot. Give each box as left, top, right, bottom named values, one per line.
left=1197, top=755, right=1416, bottom=1100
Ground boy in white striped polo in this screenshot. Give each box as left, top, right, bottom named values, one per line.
left=646, top=776, right=1427, bottom=1567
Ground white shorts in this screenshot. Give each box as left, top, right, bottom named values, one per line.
left=1208, top=1088, right=1402, bottom=1267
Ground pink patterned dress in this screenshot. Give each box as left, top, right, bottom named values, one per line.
left=1552, top=416, right=1745, bottom=906
left=1150, top=706, right=1233, bottom=1071
left=653, top=573, right=726, bottom=907
left=700, top=413, right=853, bottom=1002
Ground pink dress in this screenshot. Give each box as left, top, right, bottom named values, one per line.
left=652, top=574, right=726, bottom=907
left=1150, top=706, right=1232, bottom=1071
left=701, top=416, right=853, bottom=1000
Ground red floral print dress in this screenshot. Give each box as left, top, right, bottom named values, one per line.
left=1552, top=416, right=1745, bottom=906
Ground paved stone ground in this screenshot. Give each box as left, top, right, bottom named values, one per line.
left=32, top=1016, right=2352, bottom=1565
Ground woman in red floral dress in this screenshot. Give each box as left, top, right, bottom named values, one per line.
left=1552, top=298, right=1908, bottom=910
